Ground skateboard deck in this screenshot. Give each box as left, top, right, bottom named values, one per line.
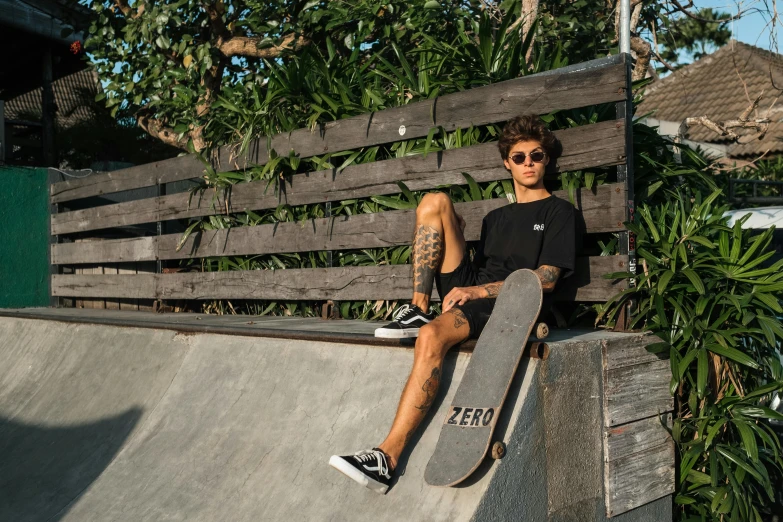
left=424, top=268, right=543, bottom=487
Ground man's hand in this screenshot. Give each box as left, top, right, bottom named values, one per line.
left=442, top=286, right=486, bottom=313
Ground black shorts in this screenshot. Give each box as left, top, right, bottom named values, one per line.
left=435, top=252, right=495, bottom=339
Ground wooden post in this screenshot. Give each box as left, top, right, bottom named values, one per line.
left=42, top=47, right=56, bottom=167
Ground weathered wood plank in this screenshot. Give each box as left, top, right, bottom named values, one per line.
left=51, top=56, right=627, bottom=203
left=52, top=183, right=627, bottom=265
left=105, top=265, right=121, bottom=310
left=51, top=255, right=626, bottom=302
left=51, top=120, right=626, bottom=235
left=53, top=236, right=157, bottom=264
left=605, top=413, right=673, bottom=462
left=50, top=155, right=205, bottom=204
left=603, top=332, right=668, bottom=370
left=227, top=59, right=627, bottom=169
left=603, top=358, right=674, bottom=427
left=604, top=439, right=675, bottom=517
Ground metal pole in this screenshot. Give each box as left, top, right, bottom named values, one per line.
left=619, top=0, right=631, bottom=54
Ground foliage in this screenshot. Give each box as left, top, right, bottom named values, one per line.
left=78, top=0, right=741, bottom=151
left=597, top=163, right=783, bottom=519
left=658, top=8, right=732, bottom=66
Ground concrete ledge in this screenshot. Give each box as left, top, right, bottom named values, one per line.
left=0, top=313, right=671, bottom=521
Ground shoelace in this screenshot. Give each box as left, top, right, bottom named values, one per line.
left=353, top=449, right=390, bottom=478
left=393, top=304, right=414, bottom=321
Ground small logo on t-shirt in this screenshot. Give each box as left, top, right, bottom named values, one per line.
left=533, top=223, right=545, bottom=231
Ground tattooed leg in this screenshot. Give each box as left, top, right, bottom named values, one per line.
left=412, top=225, right=443, bottom=298
left=415, top=367, right=441, bottom=412
left=377, top=313, right=470, bottom=469
left=410, top=192, right=467, bottom=310
left=446, top=307, right=468, bottom=329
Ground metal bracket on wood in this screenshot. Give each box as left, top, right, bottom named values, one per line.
left=321, top=300, right=341, bottom=320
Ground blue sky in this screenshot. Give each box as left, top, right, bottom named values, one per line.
left=695, top=0, right=780, bottom=51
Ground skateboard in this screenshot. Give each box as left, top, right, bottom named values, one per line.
left=424, top=268, right=545, bottom=487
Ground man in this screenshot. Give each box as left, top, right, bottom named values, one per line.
left=329, top=114, right=576, bottom=494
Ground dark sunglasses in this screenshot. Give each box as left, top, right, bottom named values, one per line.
left=508, top=151, right=546, bottom=165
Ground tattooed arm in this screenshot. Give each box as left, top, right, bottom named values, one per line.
left=533, top=265, right=561, bottom=293
left=474, top=265, right=560, bottom=299
left=442, top=266, right=562, bottom=312
left=478, top=281, right=503, bottom=298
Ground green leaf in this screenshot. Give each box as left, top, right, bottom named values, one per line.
left=423, top=126, right=438, bottom=159
left=732, top=419, right=759, bottom=462
left=682, top=268, right=705, bottom=294
left=705, top=418, right=728, bottom=448
left=706, top=344, right=760, bottom=369
left=697, top=349, right=708, bottom=398
left=462, top=172, right=482, bottom=202
left=657, top=270, right=674, bottom=294
left=424, top=0, right=440, bottom=8
left=716, top=445, right=763, bottom=481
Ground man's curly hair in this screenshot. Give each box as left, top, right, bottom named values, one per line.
left=497, top=115, right=557, bottom=160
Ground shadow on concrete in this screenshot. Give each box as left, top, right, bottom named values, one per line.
left=0, top=408, right=142, bottom=522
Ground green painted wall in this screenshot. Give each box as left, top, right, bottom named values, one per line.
left=0, top=167, right=50, bottom=308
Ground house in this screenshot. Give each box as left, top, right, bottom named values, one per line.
left=639, top=40, right=783, bottom=161
left=0, top=0, right=92, bottom=166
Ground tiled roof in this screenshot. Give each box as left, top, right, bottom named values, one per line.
left=3, top=67, right=98, bottom=129
left=638, top=40, right=783, bottom=157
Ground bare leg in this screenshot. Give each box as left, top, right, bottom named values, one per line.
left=378, top=192, right=470, bottom=469
left=411, top=192, right=467, bottom=311
left=378, top=310, right=470, bottom=468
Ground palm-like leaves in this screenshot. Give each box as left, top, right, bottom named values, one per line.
left=598, top=188, right=783, bottom=520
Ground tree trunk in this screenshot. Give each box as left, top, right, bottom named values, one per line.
left=521, top=0, right=539, bottom=64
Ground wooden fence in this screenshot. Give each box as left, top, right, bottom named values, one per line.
left=49, top=54, right=635, bottom=311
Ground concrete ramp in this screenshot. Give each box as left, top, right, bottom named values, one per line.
left=0, top=314, right=671, bottom=521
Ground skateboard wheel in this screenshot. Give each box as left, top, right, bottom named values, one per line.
left=491, top=441, right=506, bottom=460
left=535, top=322, right=549, bottom=339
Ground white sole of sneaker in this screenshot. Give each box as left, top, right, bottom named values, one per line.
left=328, top=455, right=390, bottom=494
left=374, top=327, right=419, bottom=339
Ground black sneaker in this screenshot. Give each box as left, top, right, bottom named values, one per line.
left=374, top=304, right=435, bottom=338
left=329, top=448, right=393, bottom=494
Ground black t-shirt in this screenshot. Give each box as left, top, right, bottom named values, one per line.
left=474, top=195, right=576, bottom=284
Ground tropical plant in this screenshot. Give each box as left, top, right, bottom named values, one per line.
left=78, top=0, right=752, bottom=150
left=598, top=184, right=783, bottom=520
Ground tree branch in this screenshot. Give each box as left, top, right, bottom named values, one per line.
left=217, top=33, right=310, bottom=59
left=203, top=2, right=231, bottom=40
left=630, top=36, right=652, bottom=81
left=651, top=50, right=677, bottom=73
left=112, top=0, right=144, bottom=19
left=667, top=0, right=743, bottom=22
left=137, top=114, right=191, bottom=151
